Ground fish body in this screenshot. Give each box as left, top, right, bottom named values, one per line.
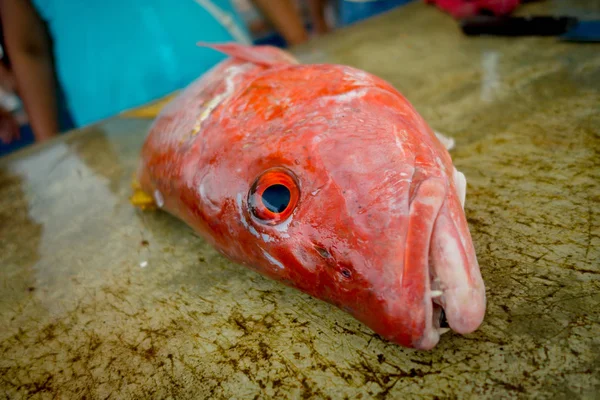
left=136, top=43, right=486, bottom=350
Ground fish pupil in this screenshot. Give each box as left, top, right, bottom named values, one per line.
left=262, top=184, right=291, bottom=214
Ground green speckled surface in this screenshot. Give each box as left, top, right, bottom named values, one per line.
left=1, top=1, right=599, bottom=398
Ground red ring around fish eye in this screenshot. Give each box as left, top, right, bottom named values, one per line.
left=249, top=168, right=299, bottom=225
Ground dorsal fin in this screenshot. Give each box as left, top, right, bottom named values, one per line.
left=197, top=42, right=298, bottom=67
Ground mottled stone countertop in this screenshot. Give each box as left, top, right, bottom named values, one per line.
left=1, top=1, right=599, bottom=399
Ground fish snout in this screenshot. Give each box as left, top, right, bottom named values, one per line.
left=380, top=177, right=447, bottom=350
left=429, top=193, right=486, bottom=336
left=381, top=176, right=485, bottom=350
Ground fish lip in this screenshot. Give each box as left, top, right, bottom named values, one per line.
left=378, top=177, right=482, bottom=350
left=412, top=253, right=445, bottom=351
left=411, top=190, right=485, bottom=351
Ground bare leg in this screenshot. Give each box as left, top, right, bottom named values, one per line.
left=251, top=0, right=309, bottom=46
left=308, top=0, right=331, bottom=34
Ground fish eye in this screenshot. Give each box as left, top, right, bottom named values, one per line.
left=248, top=168, right=299, bottom=225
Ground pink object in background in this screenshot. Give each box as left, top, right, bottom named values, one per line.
left=424, top=0, right=521, bottom=19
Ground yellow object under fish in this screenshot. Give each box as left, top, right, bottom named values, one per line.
left=129, top=177, right=156, bottom=210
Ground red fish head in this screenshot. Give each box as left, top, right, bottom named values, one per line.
left=182, top=63, right=487, bottom=350
left=144, top=49, right=487, bottom=350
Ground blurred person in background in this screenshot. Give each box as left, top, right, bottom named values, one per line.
left=0, top=0, right=314, bottom=144
left=0, top=22, right=22, bottom=145
left=0, top=52, right=20, bottom=145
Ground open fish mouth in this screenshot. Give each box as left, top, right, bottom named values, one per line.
left=421, top=291, right=454, bottom=350
left=402, top=177, right=486, bottom=350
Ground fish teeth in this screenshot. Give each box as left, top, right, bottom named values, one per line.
left=439, top=328, right=451, bottom=335
left=430, top=290, right=443, bottom=298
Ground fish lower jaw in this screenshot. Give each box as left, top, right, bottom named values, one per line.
left=414, top=298, right=447, bottom=351
left=414, top=276, right=462, bottom=350
left=410, top=266, right=452, bottom=350
left=411, top=275, right=449, bottom=350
